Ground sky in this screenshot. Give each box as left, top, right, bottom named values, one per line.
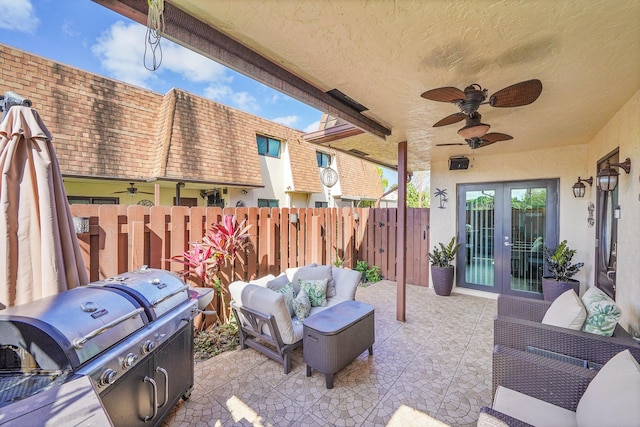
left=0, top=0, right=398, bottom=186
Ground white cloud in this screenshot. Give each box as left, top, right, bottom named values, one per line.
left=62, top=20, right=80, bottom=38
left=230, top=92, right=260, bottom=113
left=272, top=115, right=299, bottom=128
left=0, top=0, right=39, bottom=33
left=91, top=21, right=156, bottom=87
left=92, top=21, right=229, bottom=88
left=204, top=84, right=232, bottom=100
left=204, top=84, right=260, bottom=113
left=303, top=120, right=321, bottom=133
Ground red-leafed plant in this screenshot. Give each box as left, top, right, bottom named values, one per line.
left=169, top=215, right=252, bottom=324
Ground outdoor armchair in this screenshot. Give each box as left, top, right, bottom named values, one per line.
left=494, top=294, right=640, bottom=369
left=483, top=345, right=640, bottom=427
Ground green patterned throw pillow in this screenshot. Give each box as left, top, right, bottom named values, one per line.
left=298, top=278, right=328, bottom=307
left=276, top=282, right=296, bottom=317
left=292, top=289, right=311, bottom=321
left=581, top=286, right=622, bottom=337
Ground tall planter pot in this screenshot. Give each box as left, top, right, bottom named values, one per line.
left=541, top=277, right=580, bottom=302
left=431, top=266, right=455, bottom=296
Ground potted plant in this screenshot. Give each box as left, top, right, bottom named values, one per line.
left=542, top=240, right=584, bottom=301
left=427, top=236, right=461, bottom=296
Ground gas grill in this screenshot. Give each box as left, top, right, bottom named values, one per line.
left=0, top=266, right=202, bottom=426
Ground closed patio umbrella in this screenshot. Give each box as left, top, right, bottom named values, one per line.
left=0, top=106, right=88, bottom=309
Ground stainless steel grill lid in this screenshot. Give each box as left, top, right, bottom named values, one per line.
left=89, top=267, right=190, bottom=320
left=0, top=287, right=147, bottom=370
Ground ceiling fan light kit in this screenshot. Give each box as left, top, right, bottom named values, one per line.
left=457, top=122, right=490, bottom=139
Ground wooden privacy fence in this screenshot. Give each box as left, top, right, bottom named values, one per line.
left=69, top=205, right=430, bottom=287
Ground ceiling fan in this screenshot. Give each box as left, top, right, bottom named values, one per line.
left=434, top=113, right=513, bottom=149
left=421, top=79, right=543, bottom=128
left=436, top=129, right=513, bottom=150
left=113, top=183, right=154, bottom=196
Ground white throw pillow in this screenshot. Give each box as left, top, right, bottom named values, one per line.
left=576, top=350, right=640, bottom=427
left=541, top=289, right=587, bottom=330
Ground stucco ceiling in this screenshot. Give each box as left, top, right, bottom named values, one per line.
left=104, top=0, right=640, bottom=172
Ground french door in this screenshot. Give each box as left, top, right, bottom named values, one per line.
left=456, top=180, right=558, bottom=297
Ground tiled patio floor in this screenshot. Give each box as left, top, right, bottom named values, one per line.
left=163, top=280, right=497, bottom=427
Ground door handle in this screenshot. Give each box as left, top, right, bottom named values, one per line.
left=156, top=366, right=169, bottom=408
left=143, top=376, right=158, bottom=422
left=504, top=242, right=513, bottom=247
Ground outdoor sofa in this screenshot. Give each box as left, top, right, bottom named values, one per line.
left=229, top=264, right=361, bottom=373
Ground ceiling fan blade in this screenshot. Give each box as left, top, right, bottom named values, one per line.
left=138, top=191, right=155, bottom=195
left=421, top=86, right=465, bottom=103
left=112, top=191, right=129, bottom=194
left=489, top=79, right=542, bottom=107
left=433, top=112, right=465, bottom=127
left=482, top=132, right=513, bottom=143
left=436, top=142, right=465, bottom=147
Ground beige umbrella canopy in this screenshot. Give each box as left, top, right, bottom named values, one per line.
left=0, top=106, right=88, bottom=309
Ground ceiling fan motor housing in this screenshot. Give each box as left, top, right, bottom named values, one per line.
left=459, top=85, right=487, bottom=115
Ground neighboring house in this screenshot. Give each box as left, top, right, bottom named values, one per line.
left=0, top=44, right=384, bottom=208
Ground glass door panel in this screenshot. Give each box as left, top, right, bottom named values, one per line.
left=464, top=189, right=496, bottom=288
left=508, top=187, right=547, bottom=294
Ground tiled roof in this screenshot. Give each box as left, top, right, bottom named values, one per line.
left=157, top=89, right=263, bottom=186
left=0, top=44, right=381, bottom=195
left=0, top=44, right=162, bottom=179
left=335, top=151, right=384, bottom=199
left=286, top=135, right=323, bottom=193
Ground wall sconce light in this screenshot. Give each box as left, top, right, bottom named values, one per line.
left=572, top=176, right=593, bottom=198
left=73, top=216, right=90, bottom=234
left=241, top=189, right=248, bottom=195
left=596, top=158, right=631, bottom=192
left=353, top=213, right=359, bottom=222
left=289, top=213, right=298, bottom=224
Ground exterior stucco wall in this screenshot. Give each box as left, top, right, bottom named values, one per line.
left=587, top=90, right=640, bottom=335
left=430, top=89, right=640, bottom=336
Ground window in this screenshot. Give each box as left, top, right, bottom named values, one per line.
left=258, top=199, right=279, bottom=208
left=68, top=196, right=119, bottom=204
left=316, top=151, right=331, bottom=168
left=257, top=135, right=281, bottom=158
left=315, top=201, right=328, bottom=208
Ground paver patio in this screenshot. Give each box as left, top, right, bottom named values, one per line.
left=163, top=280, right=497, bottom=427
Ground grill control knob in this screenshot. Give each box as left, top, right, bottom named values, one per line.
left=141, top=340, right=155, bottom=354
left=100, top=369, right=117, bottom=386
left=122, top=353, right=138, bottom=368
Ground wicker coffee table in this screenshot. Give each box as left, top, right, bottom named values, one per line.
left=303, top=300, right=375, bottom=389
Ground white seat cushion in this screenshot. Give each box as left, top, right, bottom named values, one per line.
left=576, top=349, right=640, bottom=427
left=542, top=289, right=587, bottom=330
left=229, top=281, right=301, bottom=344
left=492, top=386, right=577, bottom=427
